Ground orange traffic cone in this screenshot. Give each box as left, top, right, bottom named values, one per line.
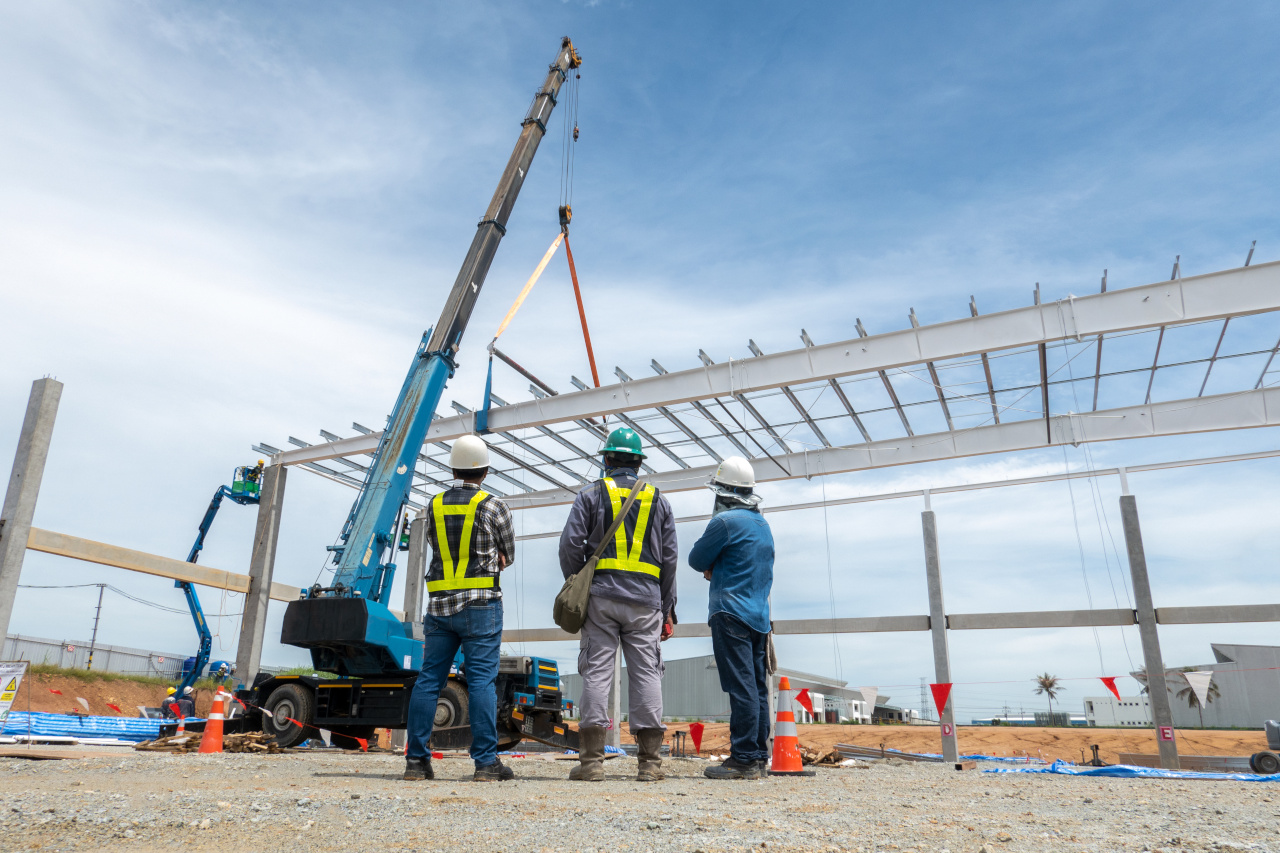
left=176, top=716, right=186, bottom=737
left=197, top=691, right=226, bottom=754
left=768, top=677, right=815, bottom=777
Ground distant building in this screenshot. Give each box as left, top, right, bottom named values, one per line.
left=559, top=654, right=880, bottom=724
left=1159, top=643, right=1280, bottom=729
left=1083, top=695, right=1152, bottom=727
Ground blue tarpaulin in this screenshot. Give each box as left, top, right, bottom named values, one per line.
left=986, top=759, right=1279, bottom=782
left=2, top=712, right=167, bottom=743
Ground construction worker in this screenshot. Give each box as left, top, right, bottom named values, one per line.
left=161, top=687, right=180, bottom=718
left=688, top=456, right=775, bottom=780
left=246, top=460, right=264, bottom=484
left=558, top=427, right=677, bottom=782
left=175, top=686, right=196, bottom=718
left=404, top=435, right=515, bottom=783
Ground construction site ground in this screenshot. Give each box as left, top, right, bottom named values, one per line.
left=3, top=745, right=1279, bottom=853
left=647, top=722, right=1270, bottom=766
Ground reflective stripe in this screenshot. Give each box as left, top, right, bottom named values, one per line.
left=427, top=490, right=495, bottom=593
left=597, top=478, right=661, bottom=578
left=774, top=719, right=798, bottom=737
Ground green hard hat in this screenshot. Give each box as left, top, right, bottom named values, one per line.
left=601, top=427, right=646, bottom=459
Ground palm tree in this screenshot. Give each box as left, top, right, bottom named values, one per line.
left=1033, top=673, right=1064, bottom=723
left=1174, top=668, right=1221, bottom=728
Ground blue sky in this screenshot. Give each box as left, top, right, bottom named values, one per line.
left=3, top=1, right=1280, bottom=720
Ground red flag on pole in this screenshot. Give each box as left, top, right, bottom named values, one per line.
left=1099, top=676, right=1121, bottom=700
left=929, top=683, right=953, bottom=717
left=688, top=722, right=704, bottom=753
left=795, top=688, right=815, bottom=715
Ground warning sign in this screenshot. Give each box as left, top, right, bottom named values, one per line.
left=0, top=661, right=29, bottom=725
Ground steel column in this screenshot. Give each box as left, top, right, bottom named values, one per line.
left=922, top=506, right=959, bottom=763
left=1119, top=486, right=1179, bottom=770
left=235, top=464, right=288, bottom=680
left=0, top=378, right=63, bottom=639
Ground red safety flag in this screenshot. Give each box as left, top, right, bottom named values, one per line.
left=1099, top=676, right=1121, bottom=701
left=106, top=703, right=123, bottom=714
left=355, top=737, right=369, bottom=753
left=929, top=683, right=953, bottom=717
left=795, top=688, right=815, bottom=715
left=49, top=689, right=62, bottom=695
left=688, top=722, right=704, bottom=754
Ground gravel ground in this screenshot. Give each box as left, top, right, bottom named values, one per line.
left=1, top=748, right=1278, bottom=852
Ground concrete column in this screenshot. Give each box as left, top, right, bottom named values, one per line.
left=1120, top=487, right=1180, bottom=770
left=0, top=378, right=63, bottom=640
left=607, top=645, right=622, bottom=749
left=235, top=465, right=288, bottom=680
left=403, top=513, right=427, bottom=634
left=922, top=507, right=959, bottom=763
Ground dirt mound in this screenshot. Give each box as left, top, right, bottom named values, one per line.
left=9, top=671, right=217, bottom=718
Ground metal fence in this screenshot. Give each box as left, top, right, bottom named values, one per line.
left=2, top=633, right=187, bottom=680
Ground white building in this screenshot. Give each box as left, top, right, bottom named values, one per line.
left=1083, top=695, right=1152, bottom=727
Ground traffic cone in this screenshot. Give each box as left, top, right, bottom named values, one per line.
left=176, top=716, right=186, bottom=737
left=768, top=677, right=815, bottom=777
left=198, top=691, right=226, bottom=754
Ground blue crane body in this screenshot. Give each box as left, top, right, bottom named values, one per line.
left=225, top=39, right=583, bottom=751
left=173, top=465, right=262, bottom=697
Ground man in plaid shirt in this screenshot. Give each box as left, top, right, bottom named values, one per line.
left=405, top=435, right=515, bottom=783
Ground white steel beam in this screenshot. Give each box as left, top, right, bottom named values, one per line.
left=271, top=261, right=1280, bottom=468
left=499, top=386, right=1280, bottom=509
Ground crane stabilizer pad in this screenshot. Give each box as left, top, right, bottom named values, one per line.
left=430, top=710, right=580, bottom=753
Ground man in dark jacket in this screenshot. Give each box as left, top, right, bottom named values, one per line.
left=558, top=427, right=677, bottom=782
left=689, top=456, right=775, bottom=780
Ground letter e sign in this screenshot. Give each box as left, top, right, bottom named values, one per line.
left=1159, top=726, right=1174, bottom=741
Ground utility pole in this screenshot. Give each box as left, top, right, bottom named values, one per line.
left=85, top=584, right=105, bottom=671
left=919, top=677, right=929, bottom=722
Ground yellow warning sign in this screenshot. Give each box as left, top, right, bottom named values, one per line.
left=2, top=678, right=15, bottom=692
left=0, top=691, right=12, bottom=702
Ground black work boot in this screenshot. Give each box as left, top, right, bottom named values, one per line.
left=473, top=759, right=515, bottom=782
left=703, top=756, right=762, bottom=780
left=403, top=756, right=434, bottom=781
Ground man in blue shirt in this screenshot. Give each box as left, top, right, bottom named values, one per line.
left=688, top=456, right=775, bottom=780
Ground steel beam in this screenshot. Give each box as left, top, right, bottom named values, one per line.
left=500, top=387, right=1280, bottom=509
left=802, top=331, right=872, bottom=441
left=1197, top=320, right=1230, bottom=397
left=653, top=360, right=751, bottom=457
left=910, top=310, right=955, bottom=431
left=948, top=608, right=1135, bottom=630
left=969, top=299, right=1002, bottom=424
left=270, top=260, right=1280, bottom=465
left=1155, top=604, right=1280, bottom=624
left=748, top=340, right=832, bottom=448
left=923, top=507, right=959, bottom=763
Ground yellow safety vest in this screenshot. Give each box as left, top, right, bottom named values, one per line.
left=596, top=478, right=661, bottom=578
left=426, top=489, right=496, bottom=594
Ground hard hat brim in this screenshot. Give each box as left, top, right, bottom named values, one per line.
left=708, top=483, right=763, bottom=506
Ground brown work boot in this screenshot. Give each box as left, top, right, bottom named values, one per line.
left=634, top=728, right=665, bottom=781
left=569, top=726, right=606, bottom=782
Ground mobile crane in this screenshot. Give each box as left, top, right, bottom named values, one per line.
left=235, top=38, right=583, bottom=751
left=172, top=464, right=263, bottom=698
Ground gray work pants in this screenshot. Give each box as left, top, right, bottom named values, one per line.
left=577, top=595, right=665, bottom=732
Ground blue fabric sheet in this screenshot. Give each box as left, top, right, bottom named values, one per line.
left=985, top=759, right=1279, bottom=782
left=2, top=712, right=166, bottom=743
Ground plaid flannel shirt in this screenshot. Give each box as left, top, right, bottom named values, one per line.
left=424, top=483, right=515, bottom=617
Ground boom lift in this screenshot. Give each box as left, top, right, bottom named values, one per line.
left=237, top=38, right=583, bottom=751
left=174, top=464, right=263, bottom=696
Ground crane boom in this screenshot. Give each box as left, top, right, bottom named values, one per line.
left=281, top=37, right=582, bottom=678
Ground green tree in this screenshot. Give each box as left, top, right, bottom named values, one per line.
left=1033, top=673, right=1064, bottom=723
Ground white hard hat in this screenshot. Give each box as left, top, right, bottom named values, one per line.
left=183, top=686, right=194, bottom=695
left=449, top=435, right=490, bottom=471
left=708, top=456, right=762, bottom=507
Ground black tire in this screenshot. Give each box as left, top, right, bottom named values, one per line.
left=435, top=680, right=470, bottom=730
left=1251, top=751, right=1280, bottom=775
left=263, top=684, right=315, bottom=748
left=329, top=725, right=378, bottom=750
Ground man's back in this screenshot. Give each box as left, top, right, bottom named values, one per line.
left=689, top=507, right=774, bottom=633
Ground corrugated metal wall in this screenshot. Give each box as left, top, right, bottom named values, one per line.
left=3, top=633, right=187, bottom=680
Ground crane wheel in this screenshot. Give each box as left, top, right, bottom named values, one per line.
left=435, top=680, right=470, bottom=730
left=263, top=684, right=315, bottom=748
left=1251, top=751, right=1280, bottom=775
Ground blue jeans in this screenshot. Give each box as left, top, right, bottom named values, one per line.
left=710, top=611, right=770, bottom=764
left=406, top=600, right=503, bottom=768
